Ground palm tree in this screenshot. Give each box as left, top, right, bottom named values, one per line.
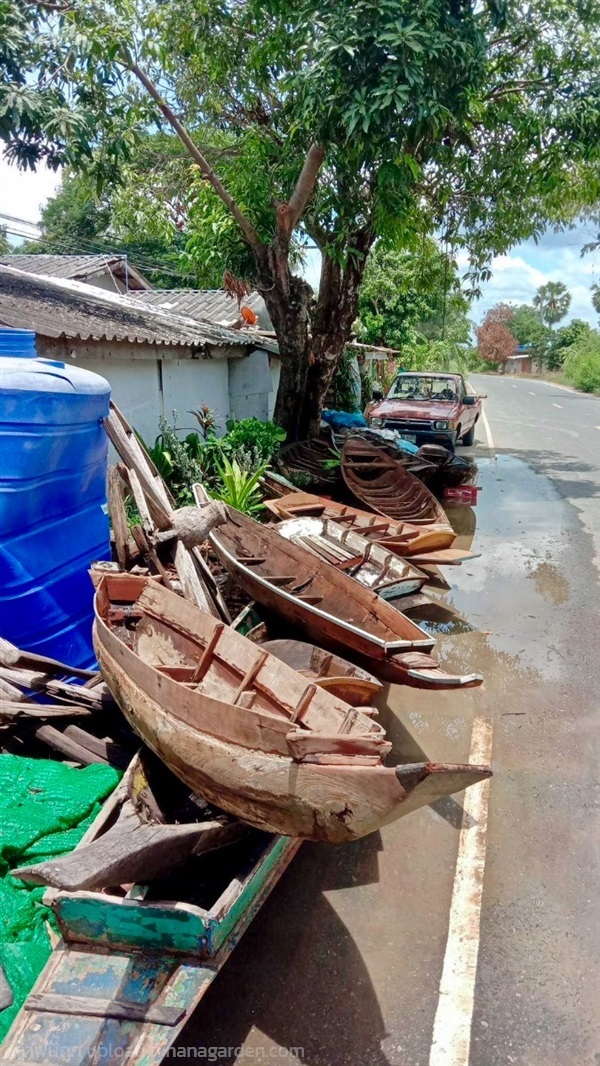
left=592, top=283, right=600, bottom=319
left=533, top=282, right=572, bottom=327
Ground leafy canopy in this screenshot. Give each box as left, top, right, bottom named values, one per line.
left=357, top=239, right=471, bottom=352
left=1, top=0, right=599, bottom=290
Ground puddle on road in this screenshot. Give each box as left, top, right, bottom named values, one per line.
left=380, top=453, right=585, bottom=763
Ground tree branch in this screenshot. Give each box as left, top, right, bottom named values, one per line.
left=281, top=143, right=325, bottom=237
left=123, top=56, right=264, bottom=254
left=484, top=79, right=547, bottom=102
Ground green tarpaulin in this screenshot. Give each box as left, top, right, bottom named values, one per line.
left=0, top=754, right=120, bottom=1041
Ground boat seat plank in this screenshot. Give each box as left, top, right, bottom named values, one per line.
left=286, top=730, right=392, bottom=760
left=24, top=992, right=184, bottom=1027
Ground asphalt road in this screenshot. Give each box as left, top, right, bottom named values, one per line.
left=175, top=374, right=600, bottom=1066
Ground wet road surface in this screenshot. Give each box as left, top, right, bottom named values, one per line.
left=175, top=375, right=600, bottom=1066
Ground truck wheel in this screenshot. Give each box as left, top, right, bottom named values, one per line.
left=462, top=424, right=475, bottom=446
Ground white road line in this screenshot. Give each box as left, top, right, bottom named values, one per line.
left=512, top=384, right=517, bottom=388
left=429, top=717, right=494, bottom=1066
left=552, top=403, right=562, bottom=409
left=529, top=391, right=535, bottom=396
left=480, top=407, right=495, bottom=456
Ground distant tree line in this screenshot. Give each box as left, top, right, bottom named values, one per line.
left=476, top=282, right=600, bottom=392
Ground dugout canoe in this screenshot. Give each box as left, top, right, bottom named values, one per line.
left=93, top=574, right=489, bottom=842
left=194, top=486, right=482, bottom=690
left=275, top=515, right=428, bottom=599
left=341, top=438, right=449, bottom=526
left=263, top=491, right=456, bottom=556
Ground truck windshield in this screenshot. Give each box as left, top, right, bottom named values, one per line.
left=388, top=376, right=458, bottom=402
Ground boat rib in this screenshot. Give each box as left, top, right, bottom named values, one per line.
left=94, top=573, right=491, bottom=843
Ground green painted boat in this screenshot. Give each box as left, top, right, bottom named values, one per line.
left=0, top=771, right=300, bottom=1065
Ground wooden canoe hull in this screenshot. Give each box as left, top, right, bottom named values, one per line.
left=259, top=638, right=383, bottom=706
left=95, top=620, right=487, bottom=841
left=275, top=516, right=428, bottom=598
left=341, top=439, right=449, bottom=525
left=264, top=492, right=456, bottom=553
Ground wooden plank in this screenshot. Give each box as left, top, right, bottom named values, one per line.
left=33, top=725, right=109, bottom=765
left=107, top=466, right=131, bottom=570
left=25, top=992, right=185, bottom=1026
left=12, top=799, right=242, bottom=891
left=285, top=730, right=392, bottom=759
left=62, top=726, right=131, bottom=769
left=0, top=702, right=93, bottom=719
left=0, top=640, right=97, bottom=681
left=103, top=408, right=173, bottom=530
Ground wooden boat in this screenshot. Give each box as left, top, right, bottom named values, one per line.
left=277, top=438, right=341, bottom=490
left=264, top=491, right=456, bottom=555
left=341, top=438, right=449, bottom=525
left=260, top=639, right=383, bottom=705
left=233, top=606, right=383, bottom=706
left=194, top=485, right=482, bottom=690
left=275, top=515, right=428, bottom=599
left=94, top=574, right=488, bottom=843
left=1, top=756, right=302, bottom=1066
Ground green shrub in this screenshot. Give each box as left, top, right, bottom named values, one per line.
left=139, top=412, right=286, bottom=510
left=224, top=418, right=286, bottom=462
left=562, top=332, right=600, bottom=393
left=209, top=454, right=267, bottom=515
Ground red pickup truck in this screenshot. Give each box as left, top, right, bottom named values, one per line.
left=367, top=372, right=484, bottom=451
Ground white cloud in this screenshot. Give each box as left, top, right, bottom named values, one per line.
left=0, top=154, right=63, bottom=237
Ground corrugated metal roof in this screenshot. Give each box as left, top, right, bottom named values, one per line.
left=0, top=254, right=151, bottom=290
left=132, top=288, right=273, bottom=331
left=0, top=266, right=279, bottom=353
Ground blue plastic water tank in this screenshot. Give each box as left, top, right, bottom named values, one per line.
left=0, top=328, right=111, bottom=668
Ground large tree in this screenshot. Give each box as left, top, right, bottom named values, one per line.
left=475, top=303, right=517, bottom=369
left=1, top=0, right=599, bottom=437
left=533, top=282, right=572, bottom=328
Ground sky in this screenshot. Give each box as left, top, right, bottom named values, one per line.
left=1, top=155, right=598, bottom=327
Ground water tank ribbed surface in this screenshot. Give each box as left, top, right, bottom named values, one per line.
left=0, top=329, right=111, bottom=667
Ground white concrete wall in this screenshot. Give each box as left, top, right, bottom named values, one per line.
left=76, top=349, right=271, bottom=444
left=80, top=356, right=162, bottom=444
left=162, top=358, right=231, bottom=435
left=229, top=348, right=272, bottom=423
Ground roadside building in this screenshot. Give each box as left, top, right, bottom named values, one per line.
left=0, top=264, right=278, bottom=444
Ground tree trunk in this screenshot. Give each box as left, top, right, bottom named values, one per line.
left=299, top=231, right=374, bottom=438
left=256, top=244, right=313, bottom=441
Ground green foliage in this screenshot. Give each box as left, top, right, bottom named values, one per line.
left=13, top=148, right=200, bottom=288
left=547, top=319, right=591, bottom=370
left=0, top=225, right=10, bottom=254
left=592, top=284, right=600, bottom=318
left=562, top=331, right=600, bottom=393
left=224, top=418, right=286, bottom=463
left=145, top=416, right=205, bottom=505
left=209, top=454, right=267, bottom=516
left=140, top=414, right=285, bottom=507
left=2, top=0, right=600, bottom=433
left=357, top=240, right=471, bottom=353
left=532, top=282, right=572, bottom=328
left=508, top=304, right=550, bottom=368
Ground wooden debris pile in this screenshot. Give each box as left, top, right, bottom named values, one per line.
left=0, top=636, right=135, bottom=770
left=104, top=402, right=230, bottom=621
